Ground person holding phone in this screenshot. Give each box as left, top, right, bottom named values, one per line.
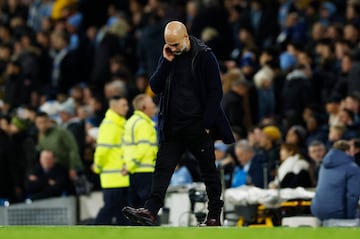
left=122, top=21, right=234, bottom=226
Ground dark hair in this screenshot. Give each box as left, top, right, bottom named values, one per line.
left=308, top=140, right=325, bottom=148
left=35, top=111, right=48, bottom=118
left=281, top=143, right=299, bottom=156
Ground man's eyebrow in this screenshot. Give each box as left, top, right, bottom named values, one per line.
left=168, top=43, right=179, bottom=47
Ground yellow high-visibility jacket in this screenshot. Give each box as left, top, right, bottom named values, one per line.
left=94, top=109, right=129, bottom=188
left=123, top=111, right=158, bottom=174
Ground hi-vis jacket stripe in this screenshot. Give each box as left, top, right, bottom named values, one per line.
left=123, top=111, right=158, bottom=173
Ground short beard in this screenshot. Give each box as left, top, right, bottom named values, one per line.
left=174, top=42, right=187, bottom=55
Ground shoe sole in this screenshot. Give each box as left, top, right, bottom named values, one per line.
left=122, top=207, right=156, bottom=226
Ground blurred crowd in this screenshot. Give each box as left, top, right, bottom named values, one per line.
left=1, top=0, right=360, bottom=206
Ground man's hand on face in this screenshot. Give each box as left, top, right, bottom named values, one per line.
left=163, top=44, right=175, bottom=62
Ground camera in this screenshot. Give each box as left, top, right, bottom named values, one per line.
left=188, top=187, right=208, bottom=225
left=188, top=188, right=208, bottom=212
left=189, top=188, right=207, bottom=204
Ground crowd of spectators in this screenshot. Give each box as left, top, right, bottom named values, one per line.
left=1, top=0, right=360, bottom=208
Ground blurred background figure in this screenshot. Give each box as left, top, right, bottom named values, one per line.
left=25, top=149, right=67, bottom=200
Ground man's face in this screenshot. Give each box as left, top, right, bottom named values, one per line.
left=35, top=116, right=49, bottom=133
left=308, top=145, right=326, bottom=162
left=40, top=151, right=56, bottom=171
left=166, top=36, right=188, bottom=55
left=235, top=147, right=252, bottom=166
left=114, top=98, right=129, bottom=117
left=143, top=96, right=157, bottom=118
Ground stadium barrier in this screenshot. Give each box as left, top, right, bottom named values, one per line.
left=0, top=196, right=76, bottom=225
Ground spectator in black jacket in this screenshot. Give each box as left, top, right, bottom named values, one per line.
left=25, top=150, right=67, bottom=200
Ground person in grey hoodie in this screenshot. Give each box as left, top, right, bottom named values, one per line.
left=311, top=140, right=360, bottom=220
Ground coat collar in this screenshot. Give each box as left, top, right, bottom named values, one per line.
left=105, top=109, right=126, bottom=126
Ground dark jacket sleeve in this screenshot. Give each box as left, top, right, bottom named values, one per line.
left=149, top=56, right=173, bottom=94
left=201, top=51, right=223, bottom=129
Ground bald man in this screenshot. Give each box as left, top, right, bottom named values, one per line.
left=122, top=21, right=234, bottom=226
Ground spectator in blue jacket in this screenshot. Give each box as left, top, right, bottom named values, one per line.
left=232, top=140, right=267, bottom=188
left=311, top=140, right=360, bottom=220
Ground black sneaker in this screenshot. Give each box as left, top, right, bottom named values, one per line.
left=122, top=206, right=157, bottom=226
left=204, top=218, right=221, bottom=226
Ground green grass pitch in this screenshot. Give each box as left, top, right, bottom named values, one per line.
left=1, top=226, right=360, bottom=239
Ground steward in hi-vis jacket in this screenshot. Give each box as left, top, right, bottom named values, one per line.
left=123, top=94, right=158, bottom=208
left=93, top=96, right=129, bottom=225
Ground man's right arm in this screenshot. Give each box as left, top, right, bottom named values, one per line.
left=149, top=56, right=173, bottom=94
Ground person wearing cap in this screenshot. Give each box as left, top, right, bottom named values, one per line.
left=122, top=21, right=234, bottom=227
left=259, top=125, right=282, bottom=180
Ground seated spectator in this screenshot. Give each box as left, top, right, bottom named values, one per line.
left=269, top=143, right=312, bottom=189
left=307, top=140, right=327, bottom=187
left=231, top=140, right=267, bottom=188
left=311, top=140, right=360, bottom=220
left=25, top=150, right=68, bottom=200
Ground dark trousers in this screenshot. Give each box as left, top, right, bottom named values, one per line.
left=94, top=187, right=129, bottom=225
left=129, top=173, right=153, bottom=208
left=144, top=127, right=223, bottom=219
